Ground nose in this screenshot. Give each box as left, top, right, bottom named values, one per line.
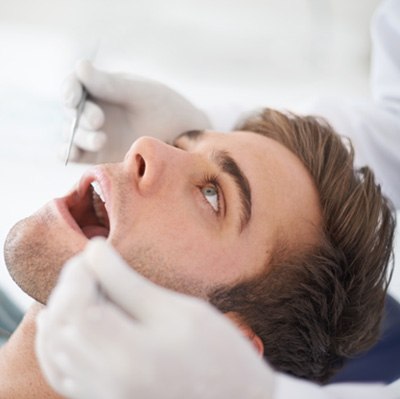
left=124, top=136, right=186, bottom=195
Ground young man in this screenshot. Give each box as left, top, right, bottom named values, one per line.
left=0, top=0, right=398, bottom=397
left=1, top=105, right=395, bottom=397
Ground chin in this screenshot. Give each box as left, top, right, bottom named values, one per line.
left=4, top=211, right=84, bottom=304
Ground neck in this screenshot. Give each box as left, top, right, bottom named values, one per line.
left=0, top=303, right=63, bottom=399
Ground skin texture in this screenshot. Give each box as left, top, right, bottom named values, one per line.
left=5, top=130, right=322, bottom=306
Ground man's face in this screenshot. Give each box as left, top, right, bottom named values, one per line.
left=5, top=130, right=321, bottom=303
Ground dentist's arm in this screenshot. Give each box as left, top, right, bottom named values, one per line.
left=35, top=239, right=399, bottom=399
left=62, top=61, right=211, bottom=164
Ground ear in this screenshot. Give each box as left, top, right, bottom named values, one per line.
left=224, top=312, right=264, bottom=356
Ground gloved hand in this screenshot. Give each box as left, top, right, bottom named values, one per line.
left=35, top=238, right=275, bottom=399
left=62, top=60, right=211, bottom=164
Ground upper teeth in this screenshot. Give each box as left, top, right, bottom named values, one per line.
left=91, top=181, right=105, bottom=203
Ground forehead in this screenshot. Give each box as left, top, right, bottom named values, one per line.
left=177, top=129, right=322, bottom=248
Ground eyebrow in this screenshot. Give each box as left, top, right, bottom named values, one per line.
left=176, top=130, right=252, bottom=232
left=175, top=129, right=205, bottom=141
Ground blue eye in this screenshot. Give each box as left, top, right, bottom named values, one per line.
left=201, top=185, right=219, bottom=212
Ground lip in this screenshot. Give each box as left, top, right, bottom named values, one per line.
left=53, top=166, right=113, bottom=239
left=54, top=196, right=86, bottom=237
left=78, top=166, right=112, bottom=209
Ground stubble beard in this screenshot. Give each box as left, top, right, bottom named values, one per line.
left=113, top=241, right=216, bottom=300
left=4, top=218, right=218, bottom=306
left=4, top=215, right=82, bottom=305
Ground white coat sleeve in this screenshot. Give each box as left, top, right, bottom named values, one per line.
left=308, top=0, right=400, bottom=209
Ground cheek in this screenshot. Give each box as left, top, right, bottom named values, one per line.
left=143, top=226, right=256, bottom=284
left=115, top=219, right=239, bottom=284
left=112, top=197, right=264, bottom=285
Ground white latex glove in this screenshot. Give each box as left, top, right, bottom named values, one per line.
left=35, top=238, right=275, bottom=399
left=62, top=60, right=211, bottom=163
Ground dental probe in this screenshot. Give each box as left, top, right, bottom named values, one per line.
left=65, top=42, right=100, bottom=166
left=64, top=87, right=88, bottom=166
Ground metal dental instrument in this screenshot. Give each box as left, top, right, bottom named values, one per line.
left=65, top=88, right=88, bottom=165
left=65, top=43, right=100, bottom=166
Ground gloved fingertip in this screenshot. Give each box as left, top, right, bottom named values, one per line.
left=88, top=131, right=107, bottom=151
left=61, top=75, right=82, bottom=108
left=84, top=104, right=105, bottom=130
left=85, top=239, right=129, bottom=281
left=76, top=59, right=94, bottom=82
left=85, top=237, right=112, bottom=264
left=86, top=236, right=108, bottom=251
left=68, top=146, right=81, bottom=162
left=63, top=94, right=76, bottom=108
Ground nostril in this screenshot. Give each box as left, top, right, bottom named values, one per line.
left=136, top=154, right=146, bottom=177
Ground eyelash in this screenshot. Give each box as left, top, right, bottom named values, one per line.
left=170, top=143, right=223, bottom=216
left=198, top=173, right=221, bottom=215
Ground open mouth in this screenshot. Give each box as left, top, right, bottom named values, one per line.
left=68, top=181, right=110, bottom=239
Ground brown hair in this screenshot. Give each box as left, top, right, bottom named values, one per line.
left=209, top=109, right=396, bottom=382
